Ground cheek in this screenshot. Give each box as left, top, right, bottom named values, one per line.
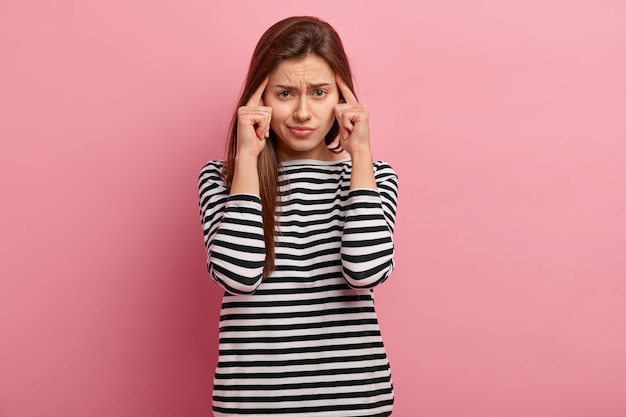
left=266, top=101, right=288, bottom=121
left=320, top=102, right=337, bottom=123
left=270, top=109, right=286, bottom=126
left=269, top=118, right=281, bottom=134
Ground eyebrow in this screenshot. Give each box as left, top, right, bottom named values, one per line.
left=272, top=83, right=331, bottom=89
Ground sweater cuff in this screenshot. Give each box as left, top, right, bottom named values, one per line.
left=347, top=188, right=382, bottom=206
left=226, top=193, right=262, bottom=204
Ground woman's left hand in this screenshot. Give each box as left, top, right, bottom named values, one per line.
left=335, top=75, right=371, bottom=157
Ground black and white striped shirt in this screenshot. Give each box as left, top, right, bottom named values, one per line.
left=198, top=158, right=399, bottom=417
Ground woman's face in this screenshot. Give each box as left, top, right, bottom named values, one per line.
left=264, top=54, right=341, bottom=161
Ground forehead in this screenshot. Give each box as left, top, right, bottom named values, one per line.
left=270, top=54, right=335, bottom=83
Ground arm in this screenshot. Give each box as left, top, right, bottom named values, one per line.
left=198, top=161, right=265, bottom=295
left=333, top=76, right=399, bottom=287
left=341, top=162, right=399, bottom=288
left=198, top=78, right=272, bottom=294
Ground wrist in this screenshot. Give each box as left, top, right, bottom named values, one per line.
left=231, top=154, right=260, bottom=195
left=235, top=153, right=259, bottom=167
left=349, top=150, right=376, bottom=190
left=348, top=147, right=373, bottom=164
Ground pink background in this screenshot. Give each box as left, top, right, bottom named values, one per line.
left=1, top=0, right=625, bottom=416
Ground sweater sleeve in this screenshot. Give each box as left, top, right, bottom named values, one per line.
left=341, top=161, right=399, bottom=288
left=198, top=161, right=265, bottom=295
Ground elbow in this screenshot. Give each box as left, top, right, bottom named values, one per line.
left=340, top=228, right=395, bottom=288
left=208, top=260, right=263, bottom=295
left=342, top=255, right=395, bottom=288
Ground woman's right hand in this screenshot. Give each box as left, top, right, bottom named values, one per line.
left=236, top=77, right=272, bottom=158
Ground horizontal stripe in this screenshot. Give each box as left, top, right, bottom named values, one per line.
left=222, top=294, right=372, bottom=309
left=214, top=387, right=392, bottom=403
left=220, top=306, right=375, bottom=321
left=219, top=341, right=384, bottom=356
left=220, top=318, right=379, bottom=333
left=218, top=353, right=388, bottom=368
left=214, top=375, right=390, bottom=391
left=213, top=399, right=394, bottom=415
left=214, top=364, right=390, bottom=380
left=219, top=329, right=382, bottom=344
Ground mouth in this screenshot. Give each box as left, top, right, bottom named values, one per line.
left=288, top=126, right=315, bottom=138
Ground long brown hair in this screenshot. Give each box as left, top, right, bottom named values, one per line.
left=223, top=16, right=355, bottom=278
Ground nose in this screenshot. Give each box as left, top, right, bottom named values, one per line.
left=293, top=97, right=312, bottom=121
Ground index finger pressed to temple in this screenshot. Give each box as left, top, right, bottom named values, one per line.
left=247, top=77, right=269, bottom=106
left=336, top=74, right=358, bottom=104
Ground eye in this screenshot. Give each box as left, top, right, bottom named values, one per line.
left=313, top=90, right=328, bottom=97
left=277, top=91, right=292, bottom=98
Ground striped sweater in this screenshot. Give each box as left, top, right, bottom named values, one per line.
left=198, top=158, right=399, bottom=417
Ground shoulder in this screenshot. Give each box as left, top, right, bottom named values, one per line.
left=372, top=161, right=399, bottom=202
left=199, top=159, right=225, bottom=179
left=199, top=159, right=227, bottom=186
left=373, top=160, right=398, bottom=181
left=198, top=160, right=227, bottom=197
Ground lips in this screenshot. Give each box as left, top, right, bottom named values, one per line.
left=288, top=126, right=315, bottom=138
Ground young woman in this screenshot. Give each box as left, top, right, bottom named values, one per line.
left=198, top=16, right=399, bottom=417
